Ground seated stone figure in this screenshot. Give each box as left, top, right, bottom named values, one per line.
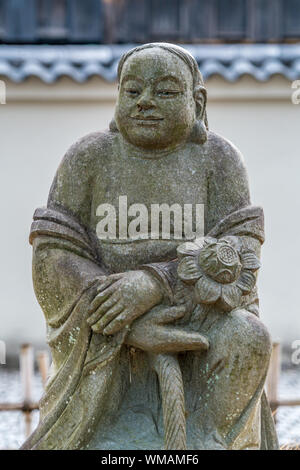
left=22, top=43, right=278, bottom=450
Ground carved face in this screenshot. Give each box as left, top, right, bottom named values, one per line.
left=115, top=48, right=196, bottom=150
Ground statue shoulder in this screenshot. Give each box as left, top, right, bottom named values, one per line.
left=204, top=130, right=250, bottom=208
left=47, top=130, right=116, bottom=221
left=205, top=131, right=246, bottom=172
left=61, top=130, right=115, bottom=170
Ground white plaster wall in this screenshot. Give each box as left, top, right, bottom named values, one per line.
left=207, top=78, right=300, bottom=353
left=0, top=75, right=299, bottom=357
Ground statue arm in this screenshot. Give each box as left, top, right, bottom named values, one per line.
left=32, top=133, right=166, bottom=336
left=30, top=134, right=107, bottom=327
left=47, top=132, right=99, bottom=228
left=140, top=260, right=178, bottom=305
left=175, top=135, right=264, bottom=314
left=205, top=134, right=262, bottom=254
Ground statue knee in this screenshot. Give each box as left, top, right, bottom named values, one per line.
left=224, top=309, right=272, bottom=368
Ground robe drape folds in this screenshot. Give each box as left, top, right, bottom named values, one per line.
left=21, top=204, right=278, bottom=450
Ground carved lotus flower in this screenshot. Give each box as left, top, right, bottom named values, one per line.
left=177, top=236, right=260, bottom=311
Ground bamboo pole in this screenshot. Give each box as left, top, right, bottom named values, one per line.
left=0, top=347, right=49, bottom=414
left=37, top=350, right=49, bottom=389
left=0, top=402, right=39, bottom=411
left=266, top=342, right=281, bottom=420
left=20, top=344, right=34, bottom=438
left=273, top=399, right=300, bottom=407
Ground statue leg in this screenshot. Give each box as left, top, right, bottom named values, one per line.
left=184, top=308, right=272, bottom=450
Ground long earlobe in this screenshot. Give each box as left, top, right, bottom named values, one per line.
left=109, top=118, right=119, bottom=133
left=189, top=119, right=207, bottom=144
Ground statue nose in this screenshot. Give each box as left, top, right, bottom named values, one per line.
left=136, top=88, right=155, bottom=110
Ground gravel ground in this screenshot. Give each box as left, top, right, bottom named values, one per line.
left=276, top=368, right=300, bottom=447
left=0, top=367, right=300, bottom=449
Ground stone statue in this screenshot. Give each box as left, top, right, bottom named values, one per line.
left=22, top=43, right=278, bottom=450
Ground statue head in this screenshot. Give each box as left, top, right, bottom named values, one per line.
left=112, top=43, right=208, bottom=151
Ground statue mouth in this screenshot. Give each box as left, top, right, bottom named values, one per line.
left=130, top=116, right=164, bottom=125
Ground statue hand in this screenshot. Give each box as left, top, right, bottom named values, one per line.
left=126, top=304, right=209, bottom=354
left=87, top=270, right=164, bottom=335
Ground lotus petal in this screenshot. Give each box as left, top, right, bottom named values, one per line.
left=193, top=237, right=206, bottom=250
left=240, top=251, right=261, bottom=271
left=177, top=242, right=200, bottom=259
left=221, top=284, right=242, bottom=310
left=203, top=237, right=217, bottom=246
left=219, top=235, right=241, bottom=251
left=195, top=275, right=221, bottom=304
left=177, top=256, right=201, bottom=283
left=236, top=270, right=256, bottom=294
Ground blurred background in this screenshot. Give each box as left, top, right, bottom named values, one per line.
left=0, top=0, right=300, bottom=448
left=1, top=0, right=300, bottom=359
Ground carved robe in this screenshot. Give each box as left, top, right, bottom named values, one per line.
left=21, top=130, right=278, bottom=450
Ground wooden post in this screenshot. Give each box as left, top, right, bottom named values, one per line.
left=266, top=342, right=281, bottom=420
left=20, top=344, right=34, bottom=438
left=37, top=351, right=49, bottom=389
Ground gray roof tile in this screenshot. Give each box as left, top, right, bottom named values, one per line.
left=0, top=44, right=299, bottom=83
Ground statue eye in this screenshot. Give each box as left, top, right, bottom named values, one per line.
left=157, top=90, right=180, bottom=98
left=125, top=89, right=140, bottom=97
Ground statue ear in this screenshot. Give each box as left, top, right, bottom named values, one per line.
left=194, top=86, right=207, bottom=121
left=109, top=117, right=119, bottom=133
left=189, top=86, right=207, bottom=145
